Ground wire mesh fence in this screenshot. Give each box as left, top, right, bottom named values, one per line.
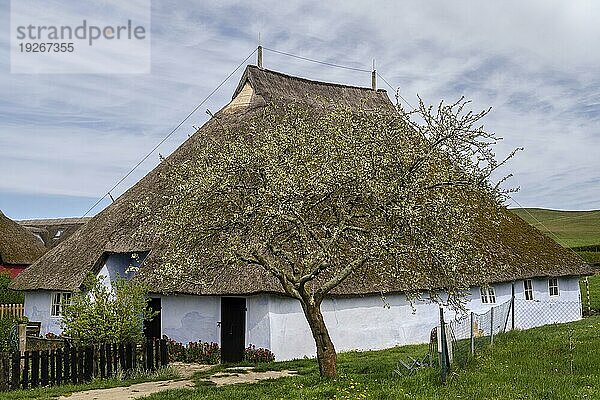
left=434, top=295, right=584, bottom=381
left=446, top=299, right=513, bottom=368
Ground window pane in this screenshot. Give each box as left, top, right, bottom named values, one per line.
left=549, top=278, right=559, bottom=296
left=480, top=288, right=488, bottom=303
left=524, top=280, right=533, bottom=300
left=489, top=287, right=496, bottom=303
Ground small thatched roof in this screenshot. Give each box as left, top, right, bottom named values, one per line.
left=0, top=211, right=47, bottom=265
left=19, top=217, right=89, bottom=249
left=11, top=66, right=591, bottom=294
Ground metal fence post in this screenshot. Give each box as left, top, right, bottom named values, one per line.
left=490, top=307, right=494, bottom=346
left=511, top=282, right=515, bottom=330
left=470, top=312, right=475, bottom=356
left=585, top=277, right=591, bottom=316
left=439, top=307, right=449, bottom=384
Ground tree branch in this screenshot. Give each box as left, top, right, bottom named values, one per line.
left=314, top=256, right=368, bottom=302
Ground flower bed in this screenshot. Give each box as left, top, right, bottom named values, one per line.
left=166, top=338, right=274, bottom=364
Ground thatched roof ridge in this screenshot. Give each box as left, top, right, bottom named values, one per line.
left=10, top=65, right=591, bottom=294
left=18, top=217, right=90, bottom=226
left=233, top=65, right=392, bottom=109
left=0, top=211, right=47, bottom=265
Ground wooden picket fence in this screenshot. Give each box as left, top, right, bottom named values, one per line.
left=0, top=304, right=24, bottom=320
left=0, top=339, right=168, bottom=391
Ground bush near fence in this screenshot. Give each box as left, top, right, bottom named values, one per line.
left=0, top=339, right=168, bottom=392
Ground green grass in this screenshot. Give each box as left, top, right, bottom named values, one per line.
left=580, top=274, right=600, bottom=312
left=1, top=366, right=179, bottom=399
left=511, top=208, right=600, bottom=248
left=142, top=316, right=600, bottom=400
left=511, top=208, right=600, bottom=266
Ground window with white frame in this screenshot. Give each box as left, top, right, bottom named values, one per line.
left=480, top=286, right=496, bottom=304
left=524, top=279, right=534, bottom=300
left=549, top=278, right=559, bottom=296
left=51, top=292, right=72, bottom=317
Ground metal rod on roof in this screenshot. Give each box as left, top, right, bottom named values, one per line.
left=258, top=45, right=263, bottom=69
left=371, top=58, right=376, bottom=90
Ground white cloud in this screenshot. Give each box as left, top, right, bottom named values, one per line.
left=0, top=0, right=599, bottom=218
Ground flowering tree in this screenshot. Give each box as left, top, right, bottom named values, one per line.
left=148, top=98, right=517, bottom=377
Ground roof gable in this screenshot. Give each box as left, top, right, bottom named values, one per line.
left=0, top=211, right=47, bottom=265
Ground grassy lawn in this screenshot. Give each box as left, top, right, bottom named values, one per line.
left=141, top=316, right=600, bottom=400
left=581, top=274, right=600, bottom=312
left=1, top=366, right=179, bottom=400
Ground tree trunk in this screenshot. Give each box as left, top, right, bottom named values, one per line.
left=301, top=300, right=337, bottom=377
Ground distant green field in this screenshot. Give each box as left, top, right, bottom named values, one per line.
left=511, top=208, right=600, bottom=248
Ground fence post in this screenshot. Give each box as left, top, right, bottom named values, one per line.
left=470, top=312, right=475, bottom=356
left=119, top=344, right=126, bottom=372
left=10, top=352, right=20, bottom=390
left=439, top=307, right=449, bottom=384
left=22, top=351, right=29, bottom=389
left=99, top=344, right=106, bottom=379
left=146, top=340, right=154, bottom=371
left=17, top=324, right=26, bottom=354
left=70, top=346, right=77, bottom=384
left=84, top=346, right=93, bottom=382
left=490, top=307, right=495, bottom=346
left=50, top=349, right=56, bottom=386
left=160, top=339, right=168, bottom=366
left=41, top=350, right=49, bottom=387
left=125, top=343, right=133, bottom=372
left=56, top=348, right=63, bottom=386
left=77, top=348, right=84, bottom=383
left=106, top=345, right=113, bottom=378
left=63, top=345, right=70, bottom=383
left=511, top=282, right=515, bottom=330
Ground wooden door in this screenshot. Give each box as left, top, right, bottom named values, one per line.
left=220, top=297, right=246, bottom=363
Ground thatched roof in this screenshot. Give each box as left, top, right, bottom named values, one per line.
left=11, top=65, right=591, bottom=294
left=19, top=217, right=89, bottom=249
left=0, top=211, right=47, bottom=265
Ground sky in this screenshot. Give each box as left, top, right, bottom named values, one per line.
left=1, top=0, right=599, bottom=220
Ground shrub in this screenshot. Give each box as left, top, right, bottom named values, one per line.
left=61, top=274, right=156, bottom=346
left=0, top=272, right=24, bottom=304
left=244, top=344, right=275, bottom=363
left=0, top=317, right=17, bottom=352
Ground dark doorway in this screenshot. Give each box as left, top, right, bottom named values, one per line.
left=220, top=297, right=246, bottom=363
left=144, top=298, right=161, bottom=340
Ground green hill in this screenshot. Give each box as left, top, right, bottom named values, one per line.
left=511, top=208, right=600, bottom=265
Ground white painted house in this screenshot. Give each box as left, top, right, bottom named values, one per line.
left=12, top=66, right=591, bottom=362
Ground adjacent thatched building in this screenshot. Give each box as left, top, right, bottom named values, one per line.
left=11, top=66, right=591, bottom=361
left=19, top=217, right=90, bottom=249
left=0, top=210, right=47, bottom=278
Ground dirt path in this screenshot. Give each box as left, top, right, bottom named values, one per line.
left=58, top=379, right=195, bottom=400
left=208, top=367, right=297, bottom=386
left=58, top=364, right=296, bottom=400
